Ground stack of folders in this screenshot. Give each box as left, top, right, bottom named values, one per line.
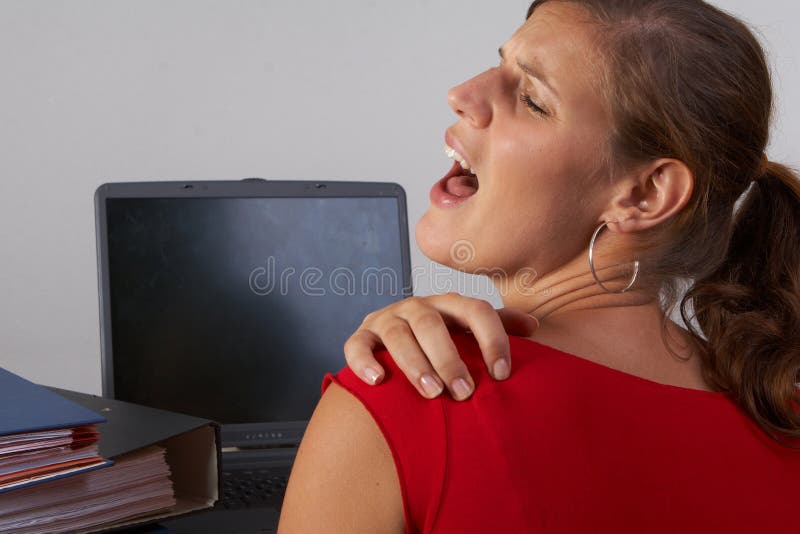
left=55, top=388, right=221, bottom=532
left=0, top=368, right=220, bottom=532
left=0, top=367, right=177, bottom=532
left=0, top=445, right=175, bottom=533
left=0, top=368, right=112, bottom=494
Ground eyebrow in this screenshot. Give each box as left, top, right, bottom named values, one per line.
left=498, top=46, right=560, bottom=100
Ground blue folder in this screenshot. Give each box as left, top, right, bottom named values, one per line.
left=0, top=367, right=112, bottom=493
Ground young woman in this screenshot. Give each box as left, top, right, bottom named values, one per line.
left=278, top=1, right=800, bottom=532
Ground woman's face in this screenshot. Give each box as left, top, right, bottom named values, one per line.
left=417, top=2, right=613, bottom=280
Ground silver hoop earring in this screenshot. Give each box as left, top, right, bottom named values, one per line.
left=588, top=221, right=640, bottom=294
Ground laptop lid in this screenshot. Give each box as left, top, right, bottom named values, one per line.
left=95, top=179, right=412, bottom=450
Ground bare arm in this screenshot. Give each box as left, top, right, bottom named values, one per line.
left=278, top=382, right=405, bottom=534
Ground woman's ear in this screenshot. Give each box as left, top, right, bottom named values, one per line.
left=600, top=158, right=694, bottom=233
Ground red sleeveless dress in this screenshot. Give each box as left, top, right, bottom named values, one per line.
left=321, top=332, right=800, bottom=533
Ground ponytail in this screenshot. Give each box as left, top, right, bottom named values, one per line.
left=681, top=161, right=800, bottom=443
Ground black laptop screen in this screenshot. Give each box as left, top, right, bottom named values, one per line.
left=105, top=196, right=406, bottom=424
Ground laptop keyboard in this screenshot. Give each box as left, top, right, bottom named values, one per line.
left=221, top=469, right=289, bottom=509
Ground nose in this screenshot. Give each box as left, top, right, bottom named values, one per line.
left=447, top=69, right=495, bottom=129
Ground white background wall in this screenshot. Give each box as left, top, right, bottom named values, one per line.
left=1, top=0, right=797, bottom=394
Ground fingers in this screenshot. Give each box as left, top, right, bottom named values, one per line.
left=405, top=309, right=475, bottom=401
left=345, top=317, right=450, bottom=400
left=458, top=299, right=516, bottom=381
left=378, top=320, right=450, bottom=399
left=343, top=329, right=385, bottom=385
left=415, top=294, right=534, bottom=382
left=482, top=308, right=538, bottom=380
left=343, top=293, right=540, bottom=403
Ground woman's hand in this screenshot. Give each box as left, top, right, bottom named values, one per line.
left=343, top=293, right=539, bottom=401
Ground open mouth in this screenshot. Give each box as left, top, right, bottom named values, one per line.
left=442, top=143, right=479, bottom=197
left=442, top=160, right=479, bottom=198
left=429, top=141, right=480, bottom=207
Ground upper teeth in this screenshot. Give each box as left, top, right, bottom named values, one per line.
left=444, top=144, right=472, bottom=171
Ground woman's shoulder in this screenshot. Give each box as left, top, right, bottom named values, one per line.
left=315, top=332, right=800, bottom=533
left=324, top=329, right=788, bottom=454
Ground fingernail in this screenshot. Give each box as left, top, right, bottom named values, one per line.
left=493, top=358, right=510, bottom=380
left=364, top=367, right=381, bottom=384
left=452, top=378, right=473, bottom=401
left=420, top=374, right=443, bottom=398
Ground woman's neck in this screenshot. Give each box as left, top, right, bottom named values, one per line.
left=495, top=249, right=658, bottom=320
left=491, top=253, right=712, bottom=391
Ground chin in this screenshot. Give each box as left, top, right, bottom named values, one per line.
left=415, top=212, right=480, bottom=272
left=415, top=212, right=457, bottom=268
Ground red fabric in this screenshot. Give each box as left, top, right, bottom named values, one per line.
left=321, top=332, right=800, bottom=533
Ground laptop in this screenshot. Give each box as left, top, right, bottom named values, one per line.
left=94, top=179, right=412, bottom=533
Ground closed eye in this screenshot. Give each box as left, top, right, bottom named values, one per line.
left=520, top=93, right=547, bottom=116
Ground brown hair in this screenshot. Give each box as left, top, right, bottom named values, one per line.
left=526, top=0, right=800, bottom=443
